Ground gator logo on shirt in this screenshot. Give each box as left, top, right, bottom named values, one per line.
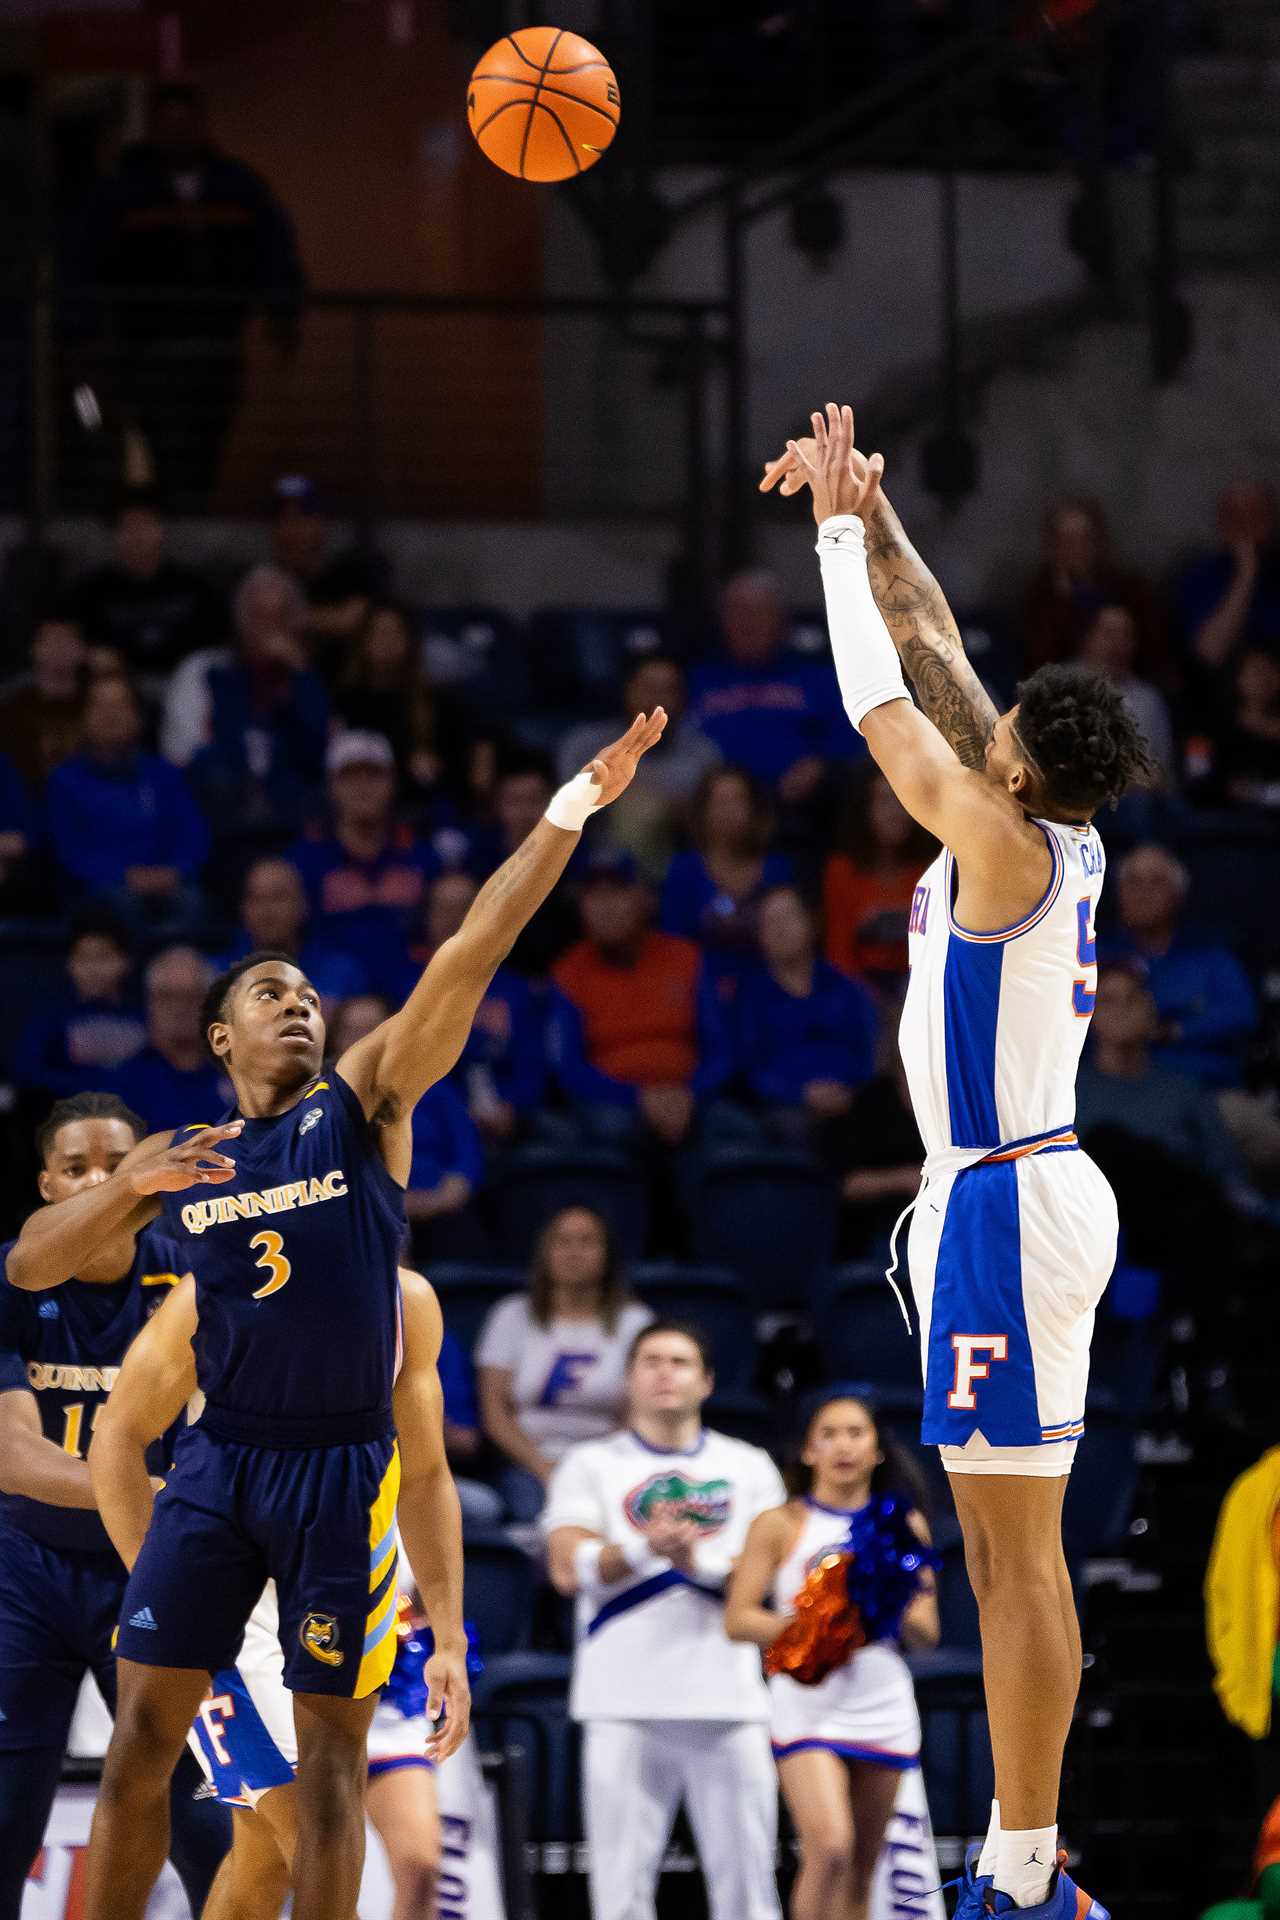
left=623, top=1473, right=732, bottom=1536
left=300, top=1611, right=344, bottom=1668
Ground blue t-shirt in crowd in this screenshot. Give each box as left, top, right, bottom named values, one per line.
left=1104, top=932, right=1259, bottom=1087
left=686, top=652, right=854, bottom=786
left=659, top=848, right=795, bottom=957
left=408, top=1081, right=485, bottom=1193
left=733, top=958, right=880, bottom=1107
left=436, top=1328, right=480, bottom=1431
left=0, top=750, right=33, bottom=837
left=387, top=955, right=547, bottom=1117
left=12, top=995, right=147, bottom=1095
left=45, top=751, right=209, bottom=895
left=109, top=1048, right=234, bottom=1133
left=288, top=831, right=440, bottom=989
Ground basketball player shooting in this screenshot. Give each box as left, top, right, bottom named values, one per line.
left=7, top=707, right=666, bottom=1920
left=763, top=407, right=1151, bottom=1919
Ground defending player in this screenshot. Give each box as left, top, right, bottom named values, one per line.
left=726, top=1393, right=939, bottom=1920
left=763, top=409, right=1151, bottom=1917
left=6, top=706, right=666, bottom=1920
left=0, top=1093, right=229, bottom=1920
left=88, top=1264, right=462, bottom=1920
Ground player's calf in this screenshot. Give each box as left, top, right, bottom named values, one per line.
left=84, top=1662, right=214, bottom=1920
left=291, top=1692, right=376, bottom=1920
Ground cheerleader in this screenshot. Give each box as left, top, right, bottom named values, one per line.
left=725, top=1392, right=939, bottom=1920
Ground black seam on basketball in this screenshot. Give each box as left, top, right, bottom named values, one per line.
left=502, top=34, right=544, bottom=72
left=475, top=97, right=538, bottom=140
left=470, top=73, right=538, bottom=89
left=537, top=100, right=582, bottom=175
left=520, top=27, right=565, bottom=179
left=542, top=61, right=612, bottom=74
left=471, top=75, right=614, bottom=125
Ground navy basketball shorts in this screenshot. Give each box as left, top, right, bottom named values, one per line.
left=0, top=1520, right=125, bottom=1751
left=115, top=1424, right=402, bottom=1698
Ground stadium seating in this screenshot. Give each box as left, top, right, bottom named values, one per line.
left=631, top=1262, right=759, bottom=1392
left=471, top=1652, right=580, bottom=1843
left=1062, top=1405, right=1140, bottom=1560
left=417, top=604, right=528, bottom=715
left=431, top=1263, right=526, bottom=1356
left=463, top=1530, right=538, bottom=1659
left=691, top=1148, right=836, bottom=1310
left=811, top=1261, right=922, bottom=1392
left=702, top=1390, right=778, bottom=1451
left=488, top=1145, right=650, bottom=1262
left=909, top=1650, right=994, bottom=1838
left=525, top=608, right=671, bottom=713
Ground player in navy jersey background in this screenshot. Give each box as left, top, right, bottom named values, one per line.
left=6, top=707, right=668, bottom=1920
left=0, top=1091, right=229, bottom=1920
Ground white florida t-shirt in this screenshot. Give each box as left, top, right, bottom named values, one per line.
left=473, top=1294, right=655, bottom=1461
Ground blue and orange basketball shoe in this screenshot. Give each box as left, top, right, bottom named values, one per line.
left=983, top=1851, right=1109, bottom=1918
left=949, top=1844, right=993, bottom=1917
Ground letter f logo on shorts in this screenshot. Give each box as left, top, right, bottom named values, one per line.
left=948, top=1334, right=1009, bottom=1410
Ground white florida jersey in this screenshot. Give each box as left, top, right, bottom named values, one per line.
left=543, top=1427, right=786, bottom=1723
left=899, top=816, right=1104, bottom=1172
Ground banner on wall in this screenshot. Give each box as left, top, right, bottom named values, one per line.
left=23, top=1741, right=506, bottom=1920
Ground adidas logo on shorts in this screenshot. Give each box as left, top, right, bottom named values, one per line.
left=129, top=1606, right=159, bottom=1631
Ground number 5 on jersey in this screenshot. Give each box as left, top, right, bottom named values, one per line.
left=250, top=1230, right=292, bottom=1299
left=1072, top=897, right=1097, bottom=1018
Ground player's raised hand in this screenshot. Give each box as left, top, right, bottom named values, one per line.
left=424, top=1641, right=472, bottom=1762
left=583, top=707, right=668, bottom=808
left=127, top=1122, right=244, bottom=1196
left=760, top=405, right=884, bottom=518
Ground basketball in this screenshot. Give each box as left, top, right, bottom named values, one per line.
left=466, top=26, right=620, bottom=183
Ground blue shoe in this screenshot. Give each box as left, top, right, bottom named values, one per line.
left=949, top=1843, right=993, bottom=1918
left=984, top=1850, right=1110, bottom=1919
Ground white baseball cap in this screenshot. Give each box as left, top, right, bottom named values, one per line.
left=327, top=731, right=395, bottom=774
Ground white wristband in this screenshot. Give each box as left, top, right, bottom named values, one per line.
left=617, top=1532, right=657, bottom=1575
left=573, top=1539, right=606, bottom=1590
left=545, top=769, right=603, bottom=833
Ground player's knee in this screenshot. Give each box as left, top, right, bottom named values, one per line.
left=390, top=1850, right=438, bottom=1915
left=297, top=1736, right=367, bottom=1836
left=963, top=1527, right=1060, bottom=1602
left=801, top=1828, right=852, bottom=1886
left=104, top=1695, right=185, bottom=1789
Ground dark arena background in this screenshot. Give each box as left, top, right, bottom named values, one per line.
left=1, top=3, right=1279, bottom=1918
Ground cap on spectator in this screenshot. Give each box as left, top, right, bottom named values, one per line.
left=580, top=846, right=639, bottom=887
left=327, top=731, right=396, bottom=775
left=272, top=474, right=322, bottom=515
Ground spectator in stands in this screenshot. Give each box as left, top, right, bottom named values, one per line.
left=76, top=82, right=304, bottom=508
left=214, top=856, right=370, bottom=1010
left=837, top=1050, right=925, bottom=1257
left=475, top=1205, right=653, bottom=1522
left=1022, top=496, right=1161, bottom=674
left=733, top=885, right=879, bottom=1158
left=543, top=1321, right=785, bottom=1920
left=660, top=766, right=792, bottom=981
left=45, top=675, right=208, bottom=932
left=110, top=945, right=232, bottom=1129
left=0, top=749, right=34, bottom=911
left=687, top=570, right=848, bottom=799
left=435, top=1327, right=504, bottom=1526
left=822, top=767, right=935, bottom=992
left=1175, top=481, right=1280, bottom=671
left=557, top=656, right=721, bottom=878
left=12, top=914, right=145, bottom=1097
left=270, top=475, right=387, bottom=663
left=1076, top=963, right=1245, bottom=1191
left=1078, top=603, right=1175, bottom=786
left=471, top=751, right=579, bottom=973
left=333, top=602, right=465, bottom=797
left=168, top=564, right=329, bottom=833
left=390, top=870, right=546, bottom=1145
left=73, top=489, right=220, bottom=699
left=289, top=732, right=439, bottom=987
left=1108, top=843, right=1258, bottom=1086
left=0, top=614, right=87, bottom=790
left=1196, top=649, right=1280, bottom=814
left=550, top=849, right=732, bottom=1149
left=329, top=991, right=485, bottom=1256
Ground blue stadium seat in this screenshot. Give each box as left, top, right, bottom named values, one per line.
left=631, top=1262, right=758, bottom=1393
left=908, top=1649, right=992, bottom=1838
left=934, top=1531, right=981, bottom=1654
left=703, top=1391, right=777, bottom=1451
left=692, top=1149, right=836, bottom=1310
left=417, top=604, right=527, bottom=715
left=431, top=1263, right=527, bottom=1356
left=0, top=922, right=72, bottom=1069
left=472, top=1652, right=579, bottom=1843
left=811, top=1262, right=921, bottom=1392
left=462, top=1531, right=537, bottom=1659
left=489, top=1145, right=650, bottom=1262
left=526, top=608, right=671, bottom=713
left=1062, top=1406, right=1139, bottom=1559
left=1087, top=1314, right=1161, bottom=1418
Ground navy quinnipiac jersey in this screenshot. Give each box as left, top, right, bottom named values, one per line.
left=0, top=1227, right=183, bottom=1552
left=161, top=1072, right=405, bottom=1449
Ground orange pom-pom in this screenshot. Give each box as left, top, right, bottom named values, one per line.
left=764, top=1551, right=867, bottom=1686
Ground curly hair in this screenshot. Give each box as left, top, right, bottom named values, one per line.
left=1015, top=664, right=1155, bottom=816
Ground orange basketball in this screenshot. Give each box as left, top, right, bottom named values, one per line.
left=466, top=26, right=620, bottom=184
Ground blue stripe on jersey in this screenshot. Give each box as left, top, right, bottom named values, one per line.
left=942, top=936, right=1004, bottom=1149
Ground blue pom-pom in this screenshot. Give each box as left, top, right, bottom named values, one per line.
left=841, top=1494, right=939, bottom=1645
left=382, top=1617, right=486, bottom=1720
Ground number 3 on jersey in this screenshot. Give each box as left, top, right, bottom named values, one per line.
left=1072, top=897, right=1097, bottom=1017
left=250, top=1230, right=292, bottom=1299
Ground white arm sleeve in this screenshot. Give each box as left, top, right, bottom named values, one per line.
left=815, top=514, right=912, bottom=734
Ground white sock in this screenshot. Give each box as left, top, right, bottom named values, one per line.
left=994, top=1825, right=1057, bottom=1908
left=976, top=1800, right=1001, bottom=1877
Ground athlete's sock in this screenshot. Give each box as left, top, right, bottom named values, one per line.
left=976, top=1799, right=1001, bottom=1878
left=993, top=1825, right=1057, bottom=1909
left=0, top=1745, right=65, bottom=1920
left=167, top=1744, right=232, bottom=1915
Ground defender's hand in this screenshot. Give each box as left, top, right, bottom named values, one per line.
left=424, top=1644, right=472, bottom=1762
left=128, top=1123, right=244, bottom=1196
left=583, top=708, right=668, bottom=808
left=760, top=405, right=884, bottom=515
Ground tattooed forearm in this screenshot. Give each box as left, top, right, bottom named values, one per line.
left=863, top=500, right=998, bottom=772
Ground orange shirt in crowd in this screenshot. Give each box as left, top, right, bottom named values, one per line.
left=822, top=853, right=920, bottom=982
left=552, top=932, right=701, bottom=1085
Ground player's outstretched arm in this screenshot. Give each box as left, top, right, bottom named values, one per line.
left=393, top=1267, right=470, bottom=1759
left=5, top=1125, right=242, bottom=1292
left=89, top=1275, right=198, bottom=1570
left=0, top=1388, right=99, bottom=1509
left=762, top=416, right=998, bottom=770
left=336, top=710, right=668, bottom=1150
left=723, top=1508, right=790, bottom=1650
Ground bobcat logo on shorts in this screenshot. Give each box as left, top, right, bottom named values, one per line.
left=300, top=1611, right=345, bottom=1667
left=623, top=1473, right=732, bottom=1535
left=299, top=1107, right=324, bottom=1137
